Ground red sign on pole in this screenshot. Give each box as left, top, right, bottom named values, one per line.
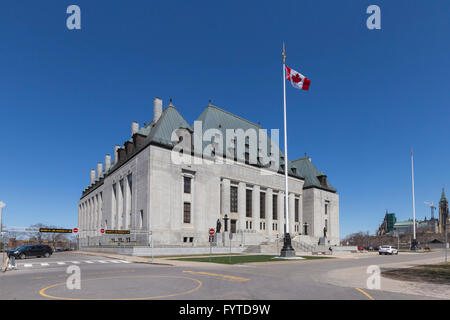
left=73, top=228, right=78, bottom=233
left=209, top=228, right=215, bottom=235
left=100, top=228, right=105, bottom=234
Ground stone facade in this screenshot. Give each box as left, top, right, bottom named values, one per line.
left=78, top=99, right=340, bottom=247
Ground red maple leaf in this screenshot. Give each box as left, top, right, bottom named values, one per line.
left=291, top=73, right=302, bottom=83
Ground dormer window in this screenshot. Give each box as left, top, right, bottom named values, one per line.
left=317, top=175, right=327, bottom=188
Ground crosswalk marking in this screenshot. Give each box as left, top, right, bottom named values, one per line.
left=108, top=260, right=121, bottom=263
left=16, top=259, right=133, bottom=269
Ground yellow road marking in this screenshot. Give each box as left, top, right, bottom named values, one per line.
left=355, top=287, right=375, bottom=300
left=39, top=275, right=202, bottom=300
left=182, top=270, right=250, bottom=282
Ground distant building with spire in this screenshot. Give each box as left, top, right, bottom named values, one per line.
left=439, top=188, right=448, bottom=234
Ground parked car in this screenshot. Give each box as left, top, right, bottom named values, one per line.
left=364, top=245, right=375, bottom=251
left=7, top=245, right=53, bottom=259
left=378, top=245, right=398, bottom=255
left=357, top=245, right=365, bottom=251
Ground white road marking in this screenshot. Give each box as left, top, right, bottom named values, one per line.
left=17, top=258, right=133, bottom=269
left=108, top=260, right=121, bottom=263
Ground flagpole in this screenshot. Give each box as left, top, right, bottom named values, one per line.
left=282, top=43, right=289, bottom=235
left=280, top=42, right=295, bottom=257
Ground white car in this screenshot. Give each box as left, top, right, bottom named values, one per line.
left=379, top=245, right=398, bottom=255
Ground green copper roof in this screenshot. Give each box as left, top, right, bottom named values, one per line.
left=145, top=105, right=192, bottom=146
left=290, top=157, right=336, bottom=192
left=195, top=105, right=300, bottom=177
left=441, top=188, right=448, bottom=203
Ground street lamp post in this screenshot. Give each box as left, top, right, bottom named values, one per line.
left=410, top=148, right=418, bottom=251
left=0, top=202, right=6, bottom=268
left=445, top=213, right=449, bottom=264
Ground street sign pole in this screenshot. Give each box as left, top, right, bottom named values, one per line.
left=0, top=202, right=5, bottom=268
left=445, top=220, right=448, bottom=264
left=151, top=230, right=154, bottom=264
left=208, top=228, right=215, bottom=263
left=229, top=232, right=233, bottom=264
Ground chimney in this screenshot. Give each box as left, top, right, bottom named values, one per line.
left=97, top=162, right=103, bottom=178
left=154, top=97, right=162, bottom=123
left=105, top=154, right=111, bottom=172
left=90, top=169, right=96, bottom=185
left=114, top=145, right=120, bottom=164
left=131, top=121, right=139, bottom=136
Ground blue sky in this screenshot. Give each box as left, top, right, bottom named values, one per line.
left=0, top=1, right=449, bottom=238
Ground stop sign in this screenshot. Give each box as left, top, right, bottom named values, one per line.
left=209, top=228, right=215, bottom=235
left=100, top=228, right=105, bottom=234
left=73, top=228, right=78, bottom=233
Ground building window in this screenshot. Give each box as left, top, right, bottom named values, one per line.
left=230, top=186, right=238, bottom=213
left=295, top=198, right=299, bottom=222
left=246, top=189, right=252, bottom=217
left=325, top=202, right=329, bottom=215
left=260, top=192, right=265, bottom=219
left=189, top=237, right=194, bottom=243
left=304, top=223, right=308, bottom=235
left=183, top=237, right=188, bottom=243
left=273, top=194, right=278, bottom=220
left=184, top=176, right=191, bottom=194
left=183, top=202, right=191, bottom=224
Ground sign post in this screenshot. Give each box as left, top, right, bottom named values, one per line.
left=229, top=232, right=233, bottom=264
left=149, top=230, right=153, bottom=263
left=209, top=229, right=215, bottom=262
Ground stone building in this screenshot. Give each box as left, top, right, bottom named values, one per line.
left=78, top=98, right=339, bottom=248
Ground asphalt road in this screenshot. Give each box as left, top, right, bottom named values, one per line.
left=0, top=250, right=446, bottom=300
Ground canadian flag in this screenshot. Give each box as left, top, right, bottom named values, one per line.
left=285, top=65, right=310, bottom=91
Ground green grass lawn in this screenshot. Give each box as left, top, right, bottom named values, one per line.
left=170, top=254, right=332, bottom=265
left=140, top=253, right=242, bottom=259
left=382, top=263, right=450, bottom=284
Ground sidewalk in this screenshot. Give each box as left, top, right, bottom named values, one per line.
left=73, top=250, right=233, bottom=268
left=323, top=255, right=450, bottom=299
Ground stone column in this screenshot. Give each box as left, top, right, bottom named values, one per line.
left=252, top=185, right=260, bottom=232
left=80, top=203, right=84, bottom=232
left=289, top=193, right=295, bottom=235
left=221, top=179, right=230, bottom=218
left=125, top=177, right=131, bottom=229
left=94, top=195, right=98, bottom=237
left=88, top=199, right=92, bottom=236
left=238, top=182, right=246, bottom=232
left=98, top=193, right=103, bottom=231
left=117, top=183, right=122, bottom=229
left=298, top=195, right=303, bottom=233
left=266, top=188, right=273, bottom=236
